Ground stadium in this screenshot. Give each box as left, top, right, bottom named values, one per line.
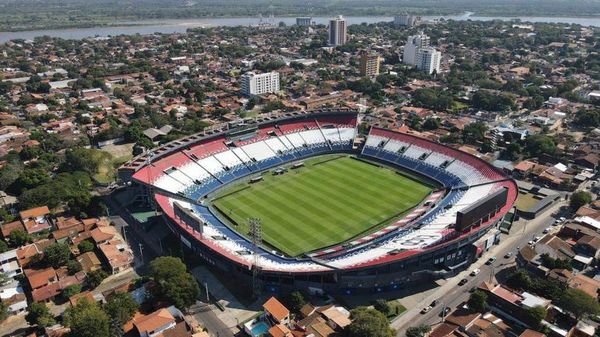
left=118, top=109, right=517, bottom=295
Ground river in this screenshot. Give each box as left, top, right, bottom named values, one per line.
left=1, top=13, right=600, bottom=44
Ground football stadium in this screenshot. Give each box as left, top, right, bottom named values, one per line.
left=118, top=109, right=518, bottom=295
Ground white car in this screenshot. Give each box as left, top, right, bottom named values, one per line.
left=543, top=227, right=551, bottom=234
left=421, top=306, right=432, bottom=314
left=470, top=268, right=480, bottom=276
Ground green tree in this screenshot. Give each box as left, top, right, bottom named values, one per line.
left=64, top=299, right=110, bottom=337
left=9, top=229, right=32, bottom=247
left=0, top=301, right=8, bottom=322
left=62, top=284, right=82, bottom=299
left=44, top=243, right=71, bottom=268
left=468, top=290, right=488, bottom=313
left=150, top=257, right=199, bottom=310
left=525, top=134, right=556, bottom=157
left=104, top=292, right=139, bottom=325
left=0, top=240, right=9, bottom=254
left=506, top=270, right=531, bottom=290
left=406, top=325, right=431, bottom=337
left=558, top=288, right=600, bottom=319
left=462, top=122, right=488, bottom=144
left=373, top=299, right=391, bottom=315
left=78, top=240, right=95, bottom=253
left=25, top=302, right=55, bottom=327
left=570, top=191, right=592, bottom=210
left=287, top=291, right=306, bottom=313
left=526, top=306, right=547, bottom=330
left=87, top=269, right=109, bottom=289
left=67, top=260, right=83, bottom=275
left=347, top=307, right=394, bottom=337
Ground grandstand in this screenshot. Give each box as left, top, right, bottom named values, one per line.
left=118, top=109, right=517, bottom=295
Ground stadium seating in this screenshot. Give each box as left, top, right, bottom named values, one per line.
left=140, top=118, right=517, bottom=273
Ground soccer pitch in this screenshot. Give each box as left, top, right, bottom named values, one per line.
left=211, top=155, right=434, bottom=257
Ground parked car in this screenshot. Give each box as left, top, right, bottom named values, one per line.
left=485, top=257, right=496, bottom=265
left=421, top=306, right=432, bottom=314
left=439, top=307, right=451, bottom=317
left=470, top=268, right=480, bottom=276
left=458, top=278, right=468, bottom=286
left=504, top=252, right=513, bottom=258
left=430, top=299, right=439, bottom=307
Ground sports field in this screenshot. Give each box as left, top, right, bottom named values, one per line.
left=211, top=155, right=433, bottom=257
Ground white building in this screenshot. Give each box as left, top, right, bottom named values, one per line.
left=328, top=15, right=347, bottom=46
left=416, top=47, right=441, bottom=74
left=296, top=17, right=312, bottom=26
left=241, top=71, right=280, bottom=96
left=0, top=281, right=27, bottom=315
left=0, top=249, right=22, bottom=279
left=394, top=14, right=420, bottom=27
left=403, top=33, right=430, bottom=66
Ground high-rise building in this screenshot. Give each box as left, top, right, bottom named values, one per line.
left=394, top=14, right=420, bottom=27
left=241, top=71, right=280, bottom=96
left=359, top=52, right=382, bottom=77
left=328, top=15, right=347, bottom=46
left=416, top=47, right=441, bottom=74
left=402, top=33, right=430, bottom=66
left=296, top=17, right=312, bottom=26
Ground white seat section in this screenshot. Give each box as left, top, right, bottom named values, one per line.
left=403, top=145, right=428, bottom=159
left=265, top=137, right=288, bottom=153
left=178, top=162, right=211, bottom=182
left=298, top=129, right=326, bottom=145
left=242, top=141, right=276, bottom=161
left=154, top=174, right=187, bottom=194
left=214, top=150, right=242, bottom=168
left=286, top=133, right=307, bottom=148
left=365, top=135, right=385, bottom=148
left=425, top=152, right=451, bottom=167
left=168, top=169, right=195, bottom=186
left=277, top=135, right=294, bottom=149
left=321, top=128, right=341, bottom=142
left=383, top=139, right=409, bottom=153
left=198, top=156, right=225, bottom=175
left=446, top=161, right=486, bottom=185
left=338, top=128, right=356, bottom=141
left=231, top=147, right=253, bottom=163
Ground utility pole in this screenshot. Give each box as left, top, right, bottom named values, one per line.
left=249, top=218, right=262, bottom=299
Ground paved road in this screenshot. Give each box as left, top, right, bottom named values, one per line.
left=392, top=200, right=567, bottom=335
left=190, top=304, right=236, bottom=337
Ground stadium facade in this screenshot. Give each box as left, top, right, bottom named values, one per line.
left=118, top=109, right=517, bottom=295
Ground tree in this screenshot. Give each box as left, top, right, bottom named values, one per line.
left=78, top=240, right=95, bottom=253
left=462, top=122, right=488, bottom=144
left=62, top=284, right=82, bottom=299
left=506, top=270, right=531, bottom=290
left=570, top=191, right=592, bottom=210
left=526, top=306, right=547, bottom=330
left=287, top=291, right=306, bottom=313
left=64, top=299, right=110, bottom=337
left=406, top=325, right=431, bottom=337
left=67, top=260, right=83, bottom=275
left=104, top=292, right=139, bottom=325
left=347, top=307, right=394, bottom=337
left=525, top=134, right=556, bottom=157
left=468, top=290, right=488, bottom=313
left=9, top=229, right=32, bottom=247
left=25, top=302, right=55, bottom=327
left=373, top=299, right=391, bottom=315
left=0, top=272, right=9, bottom=286
left=558, top=288, right=600, bottom=319
left=150, top=257, right=199, bottom=310
left=0, top=301, right=8, bottom=322
left=44, top=243, right=71, bottom=268
left=0, top=240, right=8, bottom=254
left=87, top=269, right=108, bottom=289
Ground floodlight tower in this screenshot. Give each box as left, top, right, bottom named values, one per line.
left=249, top=218, right=262, bottom=298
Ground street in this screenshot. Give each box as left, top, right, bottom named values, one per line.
left=392, top=199, right=567, bottom=335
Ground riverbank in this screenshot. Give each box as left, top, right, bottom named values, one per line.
left=1, top=13, right=600, bottom=44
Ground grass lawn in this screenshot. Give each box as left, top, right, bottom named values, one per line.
left=516, top=192, right=541, bottom=211
left=211, top=155, right=433, bottom=257
left=386, top=301, right=407, bottom=319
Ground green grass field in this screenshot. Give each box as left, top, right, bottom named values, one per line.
left=211, top=155, right=433, bottom=257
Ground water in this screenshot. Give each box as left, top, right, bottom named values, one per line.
left=1, top=13, right=600, bottom=43
left=250, top=321, right=270, bottom=336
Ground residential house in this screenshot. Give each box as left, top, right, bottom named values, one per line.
left=98, top=239, right=133, bottom=274
left=0, top=249, right=22, bottom=278
left=0, top=281, right=27, bottom=315
left=19, top=206, right=52, bottom=234
left=263, top=297, right=291, bottom=326
left=133, top=308, right=177, bottom=337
